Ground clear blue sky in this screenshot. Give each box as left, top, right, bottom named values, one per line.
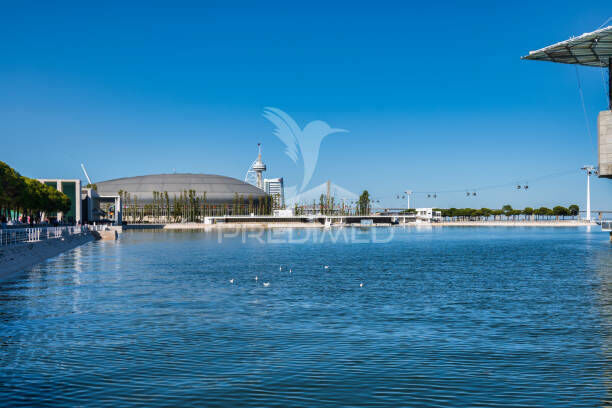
left=1, top=1, right=611, bottom=210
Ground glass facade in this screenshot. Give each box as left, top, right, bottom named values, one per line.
left=44, top=181, right=59, bottom=217
left=60, top=181, right=77, bottom=222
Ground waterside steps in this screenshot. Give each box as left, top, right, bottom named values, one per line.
left=90, top=225, right=121, bottom=241
left=600, top=221, right=612, bottom=241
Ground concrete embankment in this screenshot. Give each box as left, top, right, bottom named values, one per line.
left=0, top=232, right=95, bottom=281
left=126, top=222, right=332, bottom=230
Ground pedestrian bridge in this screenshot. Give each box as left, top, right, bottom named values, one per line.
left=208, top=215, right=418, bottom=225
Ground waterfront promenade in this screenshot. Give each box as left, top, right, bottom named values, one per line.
left=0, top=225, right=113, bottom=279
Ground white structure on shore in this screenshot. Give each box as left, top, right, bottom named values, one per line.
left=415, top=208, right=442, bottom=223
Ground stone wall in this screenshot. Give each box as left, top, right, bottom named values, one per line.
left=0, top=232, right=95, bottom=281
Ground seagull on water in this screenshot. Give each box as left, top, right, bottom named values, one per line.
left=263, top=282, right=270, bottom=287
left=359, top=282, right=363, bottom=288
left=229, top=279, right=235, bottom=284
left=255, top=276, right=258, bottom=281
left=324, top=265, right=329, bottom=269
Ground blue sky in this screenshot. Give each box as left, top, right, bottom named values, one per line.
left=1, top=1, right=611, bottom=210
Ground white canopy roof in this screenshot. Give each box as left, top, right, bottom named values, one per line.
left=522, top=26, right=612, bottom=67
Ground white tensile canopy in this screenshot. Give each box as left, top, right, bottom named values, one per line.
left=522, top=25, right=612, bottom=179
left=522, top=25, right=612, bottom=67
left=523, top=25, right=612, bottom=111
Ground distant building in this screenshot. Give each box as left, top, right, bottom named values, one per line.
left=415, top=208, right=442, bottom=223
left=264, top=178, right=284, bottom=209
left=96, top=173, right=267, bottom=204
left=273, top=208, right=294, bottom=217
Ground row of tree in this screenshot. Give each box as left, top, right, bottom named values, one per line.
left=118, top=189, right=274, bottom=223
left=0, top=161, right=71, bottom=222
left=430, top=204, right=580, bottom=221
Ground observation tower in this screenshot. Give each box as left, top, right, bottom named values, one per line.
left=245, top=143, right=267, bottom=190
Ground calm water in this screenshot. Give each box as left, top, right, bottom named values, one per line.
left=0, top=227, right=611, bottom=407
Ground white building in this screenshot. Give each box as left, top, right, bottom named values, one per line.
left=264, top=177, right=284, bottom=209
left=273, top=208, right=294, bottom=217
left=415, top=208, right=442, bottom=223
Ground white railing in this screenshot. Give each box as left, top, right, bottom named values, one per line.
left=0, top=226, right=92, bottom=247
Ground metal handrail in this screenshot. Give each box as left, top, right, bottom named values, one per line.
left=0, top=226, right=92, bottom=247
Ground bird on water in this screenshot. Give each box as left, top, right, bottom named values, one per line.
left=263, top=282, right=270, bottom=287
left=229, top=279, right=234, bottom=284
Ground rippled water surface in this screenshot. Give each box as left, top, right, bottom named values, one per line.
left=1, top=227, right=611, bottom=407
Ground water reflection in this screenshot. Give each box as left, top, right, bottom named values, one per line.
left=0, top=227, right=610, bottom=407
left=592, top=243, right=612, bottom=404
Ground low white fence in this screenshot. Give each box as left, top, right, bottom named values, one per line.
left=0, top=225, right=99, bottom=247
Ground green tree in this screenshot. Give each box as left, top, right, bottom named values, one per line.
left=553, top=206, right=568, bottom=220
left=501, top=204, right=513, bottom=219
left=358, top=190, right=370, bottom=215
left=491, top=209, right=503, bottom=221
left=537, top=207, right=551, bottom=220
left=480, top=208, right=492, bottom=220
left=568, top=204, right=579, bottom=218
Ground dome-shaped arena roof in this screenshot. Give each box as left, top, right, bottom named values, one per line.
left=96, top=174, right=267, bottom=204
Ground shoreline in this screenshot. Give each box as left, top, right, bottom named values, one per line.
left=436, top=220, right=592, bottom=227
left=124, top=220, right=594, bottom=230
left=0, top=232, right=95, bottom=281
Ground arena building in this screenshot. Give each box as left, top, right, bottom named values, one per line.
left=89, top=173, right=271, bottom=223
left=96, top=173, right=268, bottom=203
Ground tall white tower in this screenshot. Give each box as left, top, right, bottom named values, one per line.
left=581, top=165, right=596, bottom=221
left=252, top=143, right=267, bottom=190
